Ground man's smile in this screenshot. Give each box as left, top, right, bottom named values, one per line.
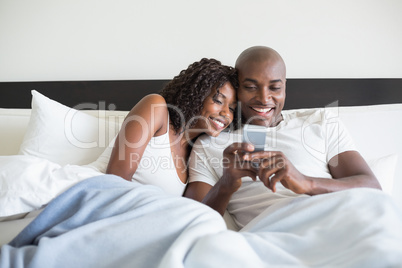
left=249, top=106, right=275, bottom=116
left=250, top=107, right=273, bottom=113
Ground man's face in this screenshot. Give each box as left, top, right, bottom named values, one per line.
left=237, top=58, right=286, bottom=127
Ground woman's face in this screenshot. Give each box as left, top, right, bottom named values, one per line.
left=191, top=82, right=237, bottom=137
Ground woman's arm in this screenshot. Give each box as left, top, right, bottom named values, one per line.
left=106, top=94, right=168, bottom=181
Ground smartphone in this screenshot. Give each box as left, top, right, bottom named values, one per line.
left=242, top=124, right=266, bottom=152
left=242, top=125, right=266, bottom=169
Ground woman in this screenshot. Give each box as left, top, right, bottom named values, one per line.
left=106, top=58, right=238, bottom=195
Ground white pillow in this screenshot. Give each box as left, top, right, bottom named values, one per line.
left=87, top=136, right=116, bottom=173
left=367, top=154, right=398, bottom=195
left=18, top=90, right=116, bottom=166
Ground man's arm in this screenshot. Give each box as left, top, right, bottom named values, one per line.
left=185, top=181, right=230, bottom=216
left=309, top=150, right=381, bottom=194
left=184, top=142, right=256, bottom=215
left=249, top=150, right=381, bottom=195
left=249, top=110, right=381, bottom=195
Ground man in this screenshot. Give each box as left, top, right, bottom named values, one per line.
left=184, top=46, right=381, bottom=229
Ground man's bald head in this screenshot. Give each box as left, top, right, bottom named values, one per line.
left=235, top=46, right=287, bottom=127
left=235, top=46, right=286, bottom=77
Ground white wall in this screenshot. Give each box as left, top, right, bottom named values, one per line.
left=0, top=0, right=401, bottom=81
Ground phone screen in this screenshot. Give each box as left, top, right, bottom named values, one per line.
left=242, top=125, right=266, bottom=152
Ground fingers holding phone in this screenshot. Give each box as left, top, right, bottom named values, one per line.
left=221, top=142, right=257, bottom=192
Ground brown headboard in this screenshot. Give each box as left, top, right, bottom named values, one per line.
left=1, top=79, right=402, bottom=111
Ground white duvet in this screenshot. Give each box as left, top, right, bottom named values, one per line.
left=1, top=156, right=402, bottom=267
left=1, top=175, right=402, bottom=268
left=0, top=155, right=102, bottom=218
left=184, top=189, right=402, bottom=267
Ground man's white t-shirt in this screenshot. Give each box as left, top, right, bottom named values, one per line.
left=189, top=108, right=356, bottom=228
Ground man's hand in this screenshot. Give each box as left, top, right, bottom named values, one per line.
left=220, top=142, right=257, bottom=193
left=245, top=151, right=313, bottom=194
left=185, top=142, right=260, bottom=216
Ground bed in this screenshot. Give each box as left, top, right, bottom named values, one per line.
left=1, top=79, right=402, bottom=267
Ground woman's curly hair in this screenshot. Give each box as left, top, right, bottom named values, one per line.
left=159, top=58, right=239, bottom=133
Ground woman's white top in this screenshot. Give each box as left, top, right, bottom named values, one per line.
left=91, top=116, right=187, bottom=196
left=132, top=116, right=187, bottom=196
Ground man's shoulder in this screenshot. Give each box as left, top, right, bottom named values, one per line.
left=283, top=108, right=338, bottom=124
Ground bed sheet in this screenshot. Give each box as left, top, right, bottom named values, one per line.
left=0, top=154, right=104, bottom=246
left=1, top=175, right=402, bottom=268
left=0, top=210, right=42, bottom=246
left=0, top=154, right=108, bottom=217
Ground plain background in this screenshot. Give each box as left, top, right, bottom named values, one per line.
left=1, top=0, right=402, bottom=81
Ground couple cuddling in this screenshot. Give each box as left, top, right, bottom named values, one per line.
left=5, top=46, right=402, bottom=267
left=106, top=45, right=381, bottom=229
